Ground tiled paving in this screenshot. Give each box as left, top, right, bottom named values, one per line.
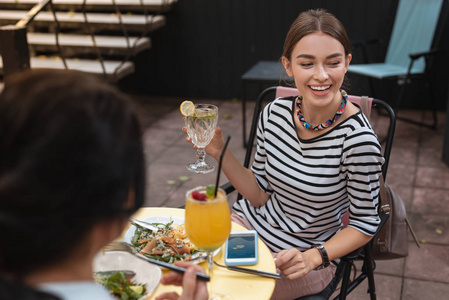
left=132, top=93, right=449, bottom=299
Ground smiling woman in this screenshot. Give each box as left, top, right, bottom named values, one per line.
left=183, top=8, right=385, bottom=299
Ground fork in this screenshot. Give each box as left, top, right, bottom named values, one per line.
left=104, top=241, right=210, bottom=281
left=129, top=218, right=159, bottom=232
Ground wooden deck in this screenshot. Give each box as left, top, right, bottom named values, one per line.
left=0, top=0, right=178, bottom=12
left=27, top=32, right=151, bottom=55
left=0, top=55, right=135, bottom=82
left=0, top=10, right=166, bottom=32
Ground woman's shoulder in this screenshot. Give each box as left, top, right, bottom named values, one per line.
left=262, top=96, right=295, bottom=114
left=341, top=102, right=374, bottom=133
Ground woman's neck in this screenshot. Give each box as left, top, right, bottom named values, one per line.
left=301, top=94, right=342, bottom=125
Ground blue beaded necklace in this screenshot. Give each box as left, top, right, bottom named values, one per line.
left=295, top=90, right=348, bottom=131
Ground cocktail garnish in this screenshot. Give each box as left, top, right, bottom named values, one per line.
left=191, top=190, right=207, bottom=201
left=180, top=100, right=195, bottom=116
left=206, top=184, right=215, bottom=199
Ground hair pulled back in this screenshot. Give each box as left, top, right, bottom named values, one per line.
left=282, top=8, right=352, bottom=61
left=0, top=69, right=145, bottom=279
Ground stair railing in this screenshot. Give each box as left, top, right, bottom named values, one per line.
left=111, top=0, right=170, bottom=79
left=0, top=0, right=67, bottom=81
left=81, top=0, right=107, bottom=80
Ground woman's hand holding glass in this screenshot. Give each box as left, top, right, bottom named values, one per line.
left=184, top=104, right=218, bottom=174
left=184, top=126, right=225, bottom=162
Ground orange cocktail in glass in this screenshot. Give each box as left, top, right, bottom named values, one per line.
left=185, top=186, right=232, bottom=300
left=185, top=187, right=231, bottom=251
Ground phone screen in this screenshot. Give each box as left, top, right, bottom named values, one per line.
left=226, top=234, right=256, bottom=258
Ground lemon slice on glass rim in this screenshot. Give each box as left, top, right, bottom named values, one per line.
left=180, top=100, right=195, bottom=116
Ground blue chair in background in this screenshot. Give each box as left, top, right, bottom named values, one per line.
left=348, top=0, right=448, bottom=129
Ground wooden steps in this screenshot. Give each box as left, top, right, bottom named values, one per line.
left=0, top=0, right=177, bottom=82
left=0, top=10, right=166, bottom=32
left=0, top=55, right=135, bottom=82
left=27, top=32, right=151, bottom=56
left=0, top=0, right=177, bottom=12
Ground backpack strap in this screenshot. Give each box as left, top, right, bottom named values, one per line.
left=360, top=95, right=371, bottom=123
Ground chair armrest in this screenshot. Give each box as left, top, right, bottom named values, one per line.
left=220, top=181, right=235, bottom=195
left=350, top=38, right=382, bottom=64
left=409, top=49, right=439, bottom=60
left=340, top=247, right=364, bottom=261
left=339, top=210, right=389, bottom=262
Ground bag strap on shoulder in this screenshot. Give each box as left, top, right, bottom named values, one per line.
left=360, top=96, right=371, bottom=123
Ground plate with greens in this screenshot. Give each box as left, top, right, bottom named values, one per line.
left=93, top=251, right=161, bottom=299
left=123, top=216, right=219, bottom=265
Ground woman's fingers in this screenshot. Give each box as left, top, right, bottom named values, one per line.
left=159, top=271, right=183, bottom=286
left=180, top=267, right=204, bottom=300
left=275, top=248, right=299, bottom=268
left=275, top=248, right=308, bottom=279
left=155, top=292, right=180, bottom=300
left=156, top=263, right=208, bottom=300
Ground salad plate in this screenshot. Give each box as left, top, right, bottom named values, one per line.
left=93, top=251, right=161, bottom=299
left=123, top=216, right=220, bottom=264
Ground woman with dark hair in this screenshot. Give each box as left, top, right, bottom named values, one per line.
left=184, top=9, right=383, bottom=299
left=0, top=69, right=207, bottom=300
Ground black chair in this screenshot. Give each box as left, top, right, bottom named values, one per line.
left=348, top=0, right=448, bottom=129
left=221, top=86, right=396, bottom=300
left=240, top=61, right=293, bottom=147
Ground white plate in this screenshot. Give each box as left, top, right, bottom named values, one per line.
left=123, top=216, right=220, bottom=263
left=93, top=251, right=161, bottom=299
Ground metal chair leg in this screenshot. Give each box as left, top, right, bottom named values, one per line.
left=363, top=245, right=377, bottom=300
left=393, top=74, right=437, bottom=129
left=337, top=261, right=352, bottom=299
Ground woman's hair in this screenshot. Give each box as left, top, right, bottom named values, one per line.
left=0, top=69, right=145, bottom=280
left=282, top=8, right=352, bottom=61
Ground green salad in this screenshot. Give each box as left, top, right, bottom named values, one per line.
left=95, top=271, right=146, bottom=300
left=131, top=220, right=201, bottom=264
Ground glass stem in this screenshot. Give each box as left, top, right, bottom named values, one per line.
left=196, top=147, right=206, bottom=164
left=207, top=252, right=215, bottom=298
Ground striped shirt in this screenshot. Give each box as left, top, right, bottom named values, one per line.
left=233, top=96, right=384, bottom=253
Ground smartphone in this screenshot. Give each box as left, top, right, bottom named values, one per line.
left=224, top=230, right=258, bottom=266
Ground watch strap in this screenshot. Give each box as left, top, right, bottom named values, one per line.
left=312, top=244, right=330, bottom=270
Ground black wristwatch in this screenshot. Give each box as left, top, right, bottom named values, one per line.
left=312, top=244, right=330, bottom=270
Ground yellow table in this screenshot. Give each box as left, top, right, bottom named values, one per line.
left=129, top=207, right=276, bottom=300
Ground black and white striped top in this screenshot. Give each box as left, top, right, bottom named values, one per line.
left=233, top=96, right=384, bottom=253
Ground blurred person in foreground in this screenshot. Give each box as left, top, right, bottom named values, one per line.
left=0, top=69, right=207, bottom=300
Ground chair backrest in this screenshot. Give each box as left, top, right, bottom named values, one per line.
left=245, top=86, right=396, bottom=180
left=385, top=0, right=444, bottom=72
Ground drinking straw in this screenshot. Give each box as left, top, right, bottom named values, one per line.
left=214, top=136, right=231, bottom=199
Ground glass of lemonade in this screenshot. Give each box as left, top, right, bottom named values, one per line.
left=185, top=186, right=232, bottom=300
left=185, top=104, right=218, bottom=174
